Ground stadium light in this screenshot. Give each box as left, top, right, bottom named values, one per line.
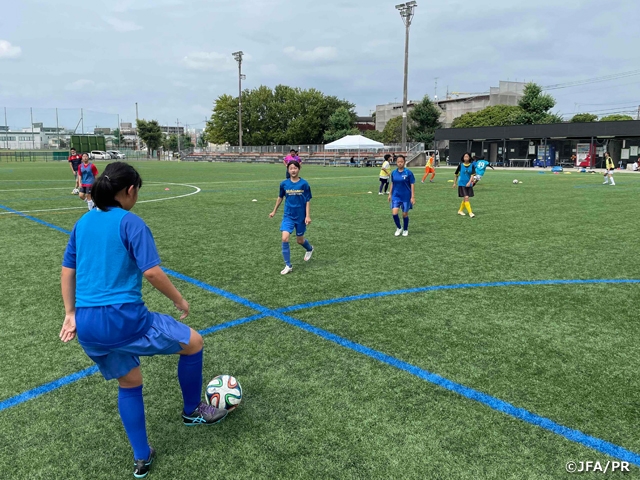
left=395, top=1, right=417, bottom=151
left=232, top=51, right=244, bottom=150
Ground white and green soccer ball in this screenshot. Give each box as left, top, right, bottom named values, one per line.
left=205, top=375, right=242, bottom=411
left=72, top=188, right=79, bottom=194
left=512, top=179, right=519, bottom=184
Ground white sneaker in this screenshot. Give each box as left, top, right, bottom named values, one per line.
left=378, top=192, right=383, bottom=195
left=304, top=248, right=314, bottom=261
left=458, top=211, right=466, bottom=216
left=603, top=181, right=608, bottom=184
left=610, top=183, right=615, bottom=186
left=402, top=230, right=409, bottom=237
left=280, top=265, right=293, bottom=275
left=394, top=228, right=403, bottom=236
left=469, top=213, right=476, bottom=218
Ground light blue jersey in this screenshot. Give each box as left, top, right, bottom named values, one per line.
left=475, top=160, right=490, bottom=176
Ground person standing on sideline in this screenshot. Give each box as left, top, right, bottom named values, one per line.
left=269, top=161, right=314, bottom=275
left=388, top=155, right=415, bottom=237
left=421, top=154, right=436, bottom=183
left=454, top=152, right=476, bottom=218
left=77, top=153, right=99, bottom=210
left=603, top=152, right=616, bottom=185
left=379, top=154, right=391, bottom=195
left=68, top=148, right=83, bottom=194
left=59, top=162, right=227, bottom=479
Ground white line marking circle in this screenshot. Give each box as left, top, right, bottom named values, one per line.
left=0, top=182, right=201, bottom=215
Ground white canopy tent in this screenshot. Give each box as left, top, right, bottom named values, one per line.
left=324, top=135, right=384, bottom=166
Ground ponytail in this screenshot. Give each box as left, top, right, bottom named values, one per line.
left=92, top=162, right=143, bottom=211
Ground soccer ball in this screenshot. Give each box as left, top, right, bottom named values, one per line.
left=72, top=188, right=79, bottom=195
left=512, top=179, right=519, bottom=184
left=205, top=375, right=242, bottom=411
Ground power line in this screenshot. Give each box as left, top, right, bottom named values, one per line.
left=543, top=69, right=640, bottom=90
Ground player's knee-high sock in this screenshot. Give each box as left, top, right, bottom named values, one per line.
left=610, top=174, right=615, bottom=185
left=301, top=239, right=312, bottom=251
left=379, top=181, right=383, bottom=193
left=87, top=200, right=94, bottom=210
left=403, top=216, right=409, bottom=230
left=459, top=200, right=465, bottom=212
left=465, top=201, right=473, bottom=214
left=393, top=214, right=401, bottom=228
left=178, top=349, right=203, bottom=415
left=282, top=242, right=291, bottom=267
left=118, top=385, right=150, bottom=461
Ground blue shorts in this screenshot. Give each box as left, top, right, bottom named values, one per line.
left=281, top=216, right=306, bottom=236
left=80, top=312, right=191, bottom=380
left=391, top=198, right=412, bottom=212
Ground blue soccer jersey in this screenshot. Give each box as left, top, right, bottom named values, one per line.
left=279, top=178, right=312, bottom=221
left=391, top=168, right=415, bottom=201
left=455, top=163, right=476, bottom=186
left=475, top=160, right=490, bottom=176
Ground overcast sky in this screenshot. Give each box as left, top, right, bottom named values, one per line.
left=1, top=0, right=639, bottom=131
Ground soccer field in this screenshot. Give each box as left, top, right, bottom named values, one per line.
left=1, top=161, right=640, bottom=479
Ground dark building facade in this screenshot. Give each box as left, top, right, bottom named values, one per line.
left=435, top=121, right=640, bottom=168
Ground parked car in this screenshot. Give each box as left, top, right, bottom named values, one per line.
left=90, top=150, right=111, bottom=160
left=107, top=150, right=126, bottom=159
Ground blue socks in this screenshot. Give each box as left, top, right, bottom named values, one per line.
left=403, top=216, right=409, bottom=230
left=118, top=385, right=150, bottom=461
left=301, top=239, right=313, bottom=252
left=178, top=349, right=203, bottom=415
left=393, top=214, right=401, bottom=229
left=282, top=242, right=291, bottom=267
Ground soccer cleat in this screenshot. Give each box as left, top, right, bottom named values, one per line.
left=280, top=265, right=293, bottom=275
left=304, top=248, right=314, bottom=261
left=182, top=401, right=228, bottom=426
left=458, top=211, right=466, bottom=216
left=469, top=213, right=476, bottom=218
left=378, top=192, right=383, bottom=195
left=603, top=181, right=608, bottom=184
left=394, top=228, right=403, bottom=236
left=402, top=230, right=409, bottom=237
left=133, top=446, right=156, bottom=479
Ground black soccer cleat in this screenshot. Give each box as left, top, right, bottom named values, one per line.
left=133, top=446, right=156, bottom=479
left=182, top=401, right=228, bottom=426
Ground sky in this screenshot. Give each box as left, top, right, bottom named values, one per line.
left=1, top=0, right=639, bottom=131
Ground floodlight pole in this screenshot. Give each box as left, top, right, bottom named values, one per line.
left=396, top=2, right=417, bottom=152
left=232, top=51, right=244, bottom=151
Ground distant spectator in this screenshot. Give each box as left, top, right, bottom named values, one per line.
left=284, top=149, right=296, bottom=178
left=350, top=156, right=356, bottom=166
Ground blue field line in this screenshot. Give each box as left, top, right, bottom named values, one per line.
left=5, top=208, right=640, bottom=465
left=279, top=279, right=640, bottom=313
left=269, top=311, right=640, bottom=466
left=0, top=203, right=72, bottom=234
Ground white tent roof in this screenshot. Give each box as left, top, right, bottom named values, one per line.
left=324, top=135, right=384, bottom=150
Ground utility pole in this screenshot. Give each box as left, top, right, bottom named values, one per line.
left=637, top=105, right=640, bottom=121
left=117, top=113, right=120, bottom=149
left=30, top=107, right=35, bottom=150
left=56, top=108, right=60, bottom=150
left=177, top=119, right=181, bottom=155
left=396, top=1, right=417, bottom=152
left=4, top=107, right=8, bottom=150
left=434, top=77, right=438, bottom=100
left=80, top=108, right=84, bottom=135
left=135, top=102, right=140, bottom=151
left=232, top=51, right=245, bottom=151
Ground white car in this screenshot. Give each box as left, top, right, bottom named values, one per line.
left=90, top=150, right=111, bottom=160
left=107, top=150, right=126, bottom=159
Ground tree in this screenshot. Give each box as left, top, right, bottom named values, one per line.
left=383, top=116, right=403, bottom=144
left=197, top=134, right=208, bottom=148
left=163, top=133, right=194, bottom=153
left=600, top=114, right=634, bottom=122
left=112, top=128, right=125, bottom=147
left=363, top=129, right=384, bottom=142
left=570, top=113, right=598, bottom=123
left=513, top=83, right=560, bottom=125
left=323, top=107, right=359, bottom=143
left=408, top=95, right=442, bottom=144
left=136, top=119, right=163, bottom=157
left=452, top=105, right=522, bottom=128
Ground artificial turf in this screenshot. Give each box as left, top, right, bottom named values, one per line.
left=1, top=160, right=639, bottom=479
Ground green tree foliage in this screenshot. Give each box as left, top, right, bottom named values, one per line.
left=570, top=113, right=598, bottom=123
left=323, top=107, right=359, bottom=142
left=514, top=83, right=560, bottom=125
left=451, top=105, right=522, bottom=128
left=600, top=114, right=634, bottom=122
left=363, top=129, right=384, bottom=142
left=197, top=134, right=208, bottom=148
left=204, top=85, right=355, bottom=146
left=112, top=128, right=125, bottom=147
left=408, top=96, right=442, bottom=144
left=163, top=134, right=194, bottom=152
left=136, top=119, right=163, bottom=157
left=383, top=116, right=403, bottom=144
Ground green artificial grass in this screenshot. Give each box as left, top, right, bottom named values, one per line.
left=1, top=161, right=639, bottom=478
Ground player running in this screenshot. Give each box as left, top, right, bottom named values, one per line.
left=388, top=155, right=415, bottom=237
left=269, top=161, right=314, bottom=275
left=68, top=148, right=83, bottom=194
left=379, top=154, right=391, bottom=195
left=421, top=154, right=436, bottom=183
left=603, top=152, right=616, bottom=185
left=77, top=153, right=99, bottom=210
left=454, top=152, right=476, bottom=218
left=59, top=162, right=227, bottom=479
left=471, top=157, right=494, bottom=186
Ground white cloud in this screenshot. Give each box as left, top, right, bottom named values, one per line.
left=65, top=79, right=96, bottom=91
left=183, top=52, right=238, bottom=71
left=283, top=46, right=337, bottom=62
left=103, top=16, right=143, bottom=32
left=0, top=40, right=22, bottom=59
left=260, top=64, right=279, bottom=76
left=112, top=0, right=182, bottom=13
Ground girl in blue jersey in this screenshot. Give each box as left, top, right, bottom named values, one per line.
left=59, top=162, right=226, bottom=479
left=77, top=153, right=99, bottom=210
left=388, top=155, right=415, bottom=237
left=453, top=152, right=476, bottom=218
left=269, top=161, right=314, bottom=275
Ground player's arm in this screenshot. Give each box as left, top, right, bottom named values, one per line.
left=91, top=164, right=99, bottom=176
left=388, top=181, right=393, bottom=201
left=143, top=266, right=189, bottom=320
left=69, top=160, right=75, bottom=173
left=489, top=164, right=495, bottom=170
left=59, top=267, right=77, bottom=342
left=305, top=201, right=311, bottom=225
left=466, top=166, right=476, bottom=187
left=410, top=183, right=415, bottom=205
left=453, top=164, right=460, bottom=188
left=269, top=196, right=283, bottom=217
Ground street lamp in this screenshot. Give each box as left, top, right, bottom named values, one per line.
left=232, top=51, right=245, bottom=150
left=395, top=1, right=417, bottom=152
